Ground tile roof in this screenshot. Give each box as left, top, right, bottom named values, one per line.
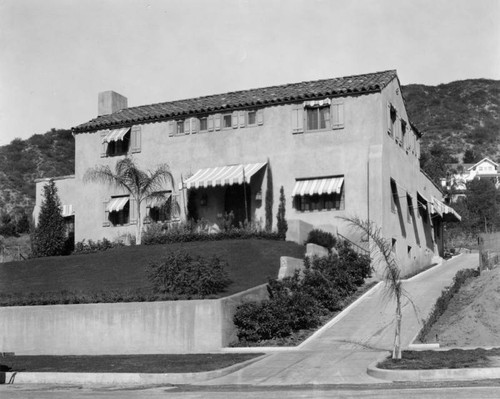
left=73, top=70, right=398, bottom=133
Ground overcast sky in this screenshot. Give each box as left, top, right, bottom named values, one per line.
left=0, top=0, right=499, bottom=146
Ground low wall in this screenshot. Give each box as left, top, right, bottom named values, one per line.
left=0, top=285, right=269, bottom=355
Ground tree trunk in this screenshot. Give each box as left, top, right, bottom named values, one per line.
left=392, top=304, right=402, bottom=360
left=136, top=201, right=142, bottom=245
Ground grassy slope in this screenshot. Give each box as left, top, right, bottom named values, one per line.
left=0, top=239, right=304, bottom=298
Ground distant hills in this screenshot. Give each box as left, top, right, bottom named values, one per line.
left=0, top=78, right=499, bottom=218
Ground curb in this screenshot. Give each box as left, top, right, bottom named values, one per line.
left=367, top=359, right=500, bottom=382
left=1, top=354, right=268, bottom=386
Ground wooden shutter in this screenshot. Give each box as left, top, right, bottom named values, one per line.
left=214, top=114, right=221, bottom=131
left=238, top=111, right=246, bottom=127
left=103, top=200, right=110, bottom=227
left=191, top=118, right=198, bottom=134
left=184, top=119, right=190, bottom=135
left=208, top=115, right=214, bottom=131
left=232, top=111, right=238, bottom=128
left=257, top=109, right=264, bottom=125
left=129, top=197, right=137, bottom=225
left=168, top=121, right=175, bottom=137
left=131, top=126, right=141, bottom=153
left=291, top=104, right=304, bottom=134
left=331, top=103, right=344, bottom=129
left=100, top=131, right=108, bottom=157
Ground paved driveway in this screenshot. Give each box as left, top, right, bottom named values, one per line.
left=205, top=254, right=478, bottom=386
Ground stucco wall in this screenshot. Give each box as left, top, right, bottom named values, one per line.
left=0, top=285, right=268, bottom=355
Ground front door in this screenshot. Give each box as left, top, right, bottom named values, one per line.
left=224, top=184, right=251, bottom=227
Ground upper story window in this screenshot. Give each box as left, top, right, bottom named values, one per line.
left=100, top=126, right=141, bottom=157
left=390, top=179, right=399, bottom=213
left=401, top=120, right=407, bottom=149
left=199, top=117, right=208, bottom=132
left=292, top=99, right=343, bottom=134
left=387, top=104, right=397, bottom=138
left=176, top=121, right=185, bottom=135
left=223, top=114, right=232, bottom=129
left=247, top=110, right=257, bottom=126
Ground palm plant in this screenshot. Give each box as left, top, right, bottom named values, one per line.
left=340, top=216, right=410, bottom=359
left=84, top=157, right=175, bottom=245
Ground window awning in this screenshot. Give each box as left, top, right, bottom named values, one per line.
left=102, top=127, right=131, bottom=143
left=417, top=191, right=429, bottom=210
left=304, top=98, right=331, bottom=107
left=61, top=204, right=74, bottom=217
left=431, top=197, right=461, bottom=222
left=291, top=177, right=344, bottom=197
left=106, top=197, right=129, bottom=212
left=147, top=192, right=172, bottom=208
left=181, top=162, right=267, bottom=189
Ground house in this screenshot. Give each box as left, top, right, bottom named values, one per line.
left=34, top=70, right=460, bottom=276
left=441, top=157, right=500, bottom=202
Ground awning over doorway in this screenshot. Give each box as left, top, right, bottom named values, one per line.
left=181, top=162, right=267, bottom=189
left=101, top=127, right=130, bottom=143
left=106, top=197, right=129, bottom=212
left=61, top=204, right=74, bottom=217
left=431, top=197, right=461, bottom=222
left=291, top=177, right=344, bottom=196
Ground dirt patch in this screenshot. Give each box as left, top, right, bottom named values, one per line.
left=422, top=267, right=500, bottom=347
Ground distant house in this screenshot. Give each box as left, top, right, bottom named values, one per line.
left=442, top=157, right=500, bottom=202
left=34, top=70, right=460, bottom=276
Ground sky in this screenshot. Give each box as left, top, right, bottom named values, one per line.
left=0, top=0, right=499, bottom=146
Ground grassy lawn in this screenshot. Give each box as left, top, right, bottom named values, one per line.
left=378, top=348, right=500, bottom=370
left=0, top=239, right=304, bottom=301
left=0, top=353, right=264, bottom=373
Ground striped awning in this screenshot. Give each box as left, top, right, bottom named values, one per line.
left=182, top=162, right=267, bottom=189
left=431, top=197, right=461, bottom=222
left=291, top=177, right=344, bottom=197
left=304, top=98, right=331, bottom=107
left=147, top=192, right=172, bottom=208
left=102, top=127, right=130, bottom=143
left=106, top=197, right=129, bottom=212
left=417, top=191, right=429, bottom=210
left=61, top=204, right=74, bottom=217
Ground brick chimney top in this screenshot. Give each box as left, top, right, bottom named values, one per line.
left=98, top=91, right=128, bottom=116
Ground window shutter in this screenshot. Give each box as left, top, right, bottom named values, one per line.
left=214, top=114, right=221, bottom=131
left=191, top=118, right=198, bottom=134
left=184, top=119, right=190, bottom=135
left=238, top=111, right=246, bottom=127
left=168, top=121, right=175, bottom=137
left=257, top=109, right=264, bottom=125
left=208, top=115, right=214, bottom=131
left=103, top=200, right=110, bottom=227
left=231, top=111, right=238, bottom=128
left=331, top=103, right=344, bottom=129
left=100, top=131, right=108, bottom=157
left=131, top=126, right=141, bottom=153
left=291, top=104, right=304, bottom=134
left=129, top=197, right=137, bottom=225
left=387, top=103, right=393, bottom=137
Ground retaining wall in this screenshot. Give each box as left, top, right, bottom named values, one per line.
left=0, top=285, right=268, bottom=355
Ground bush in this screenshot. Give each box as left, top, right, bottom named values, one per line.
left=306, top=229, right=337, bottom=249
left=73, top=238, right=123, bottom=255
left=146, top=250, right=232, bottom=297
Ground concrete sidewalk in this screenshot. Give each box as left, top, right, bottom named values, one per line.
left=203, top=253, right=478, bottom=386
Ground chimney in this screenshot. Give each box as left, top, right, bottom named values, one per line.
left=98, top=91, right=128, bottom=116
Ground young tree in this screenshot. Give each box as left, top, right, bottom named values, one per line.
left=32, top=179, right=67, bottom=257
left=265, top=162, right=273, bottom=232
left=276, top=186, right=287, bottom=238
left=340, top=216, right=414, bottom=359
left=84, top=157, right=174, bottom=245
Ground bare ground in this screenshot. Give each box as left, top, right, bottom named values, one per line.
left=422, top=267, right=500, bottom=347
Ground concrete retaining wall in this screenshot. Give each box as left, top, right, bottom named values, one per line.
left=0, top=285, right=269, bottom=355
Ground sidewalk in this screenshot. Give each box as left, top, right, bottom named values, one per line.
left=203, top=253, right=478, bottom=385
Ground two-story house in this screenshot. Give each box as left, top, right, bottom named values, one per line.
left=34, top=70, right=459, bottom=276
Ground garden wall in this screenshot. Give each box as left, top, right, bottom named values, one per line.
left=0, top=285, right=268, bottom=355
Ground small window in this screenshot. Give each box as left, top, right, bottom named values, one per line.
left=390, top=179, right=398, bottom=213
left=306, top=106, right=330, bottom=131
left=107, top=134, right=130, bottom=156
left=199, top=117, right=208, bottom=132
left=407, top=245, right=412, bottom=257
left=149, top=195, right=173, bottom=222
left=248, top=110, right=257, bottom=125
left=108, top=196, right=130, bottom=226
left=401, top=120, right=407, bottom=149
left=407, top=194, right=413, bottom=224
left=223, top=114, right=232, bottom=129
left=392, top=238, right=397, bottom=253
left=388, top=104, right=397, bottom=137
left=176, top=121, right=184, bottom=135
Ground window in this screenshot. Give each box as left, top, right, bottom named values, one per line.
left=306, top=105, right=330, bottom=131
left=407, top=245, right=412, bottom=258
left=199, top=117, right=208, bottom=132
left=292, top=177, right=345, bottom=212
left=247, top=110, right=257, bottom=125
left=407, top=194, right=413, bottom=224
left=105, top=196, right=130, bottom=226
left=388, top=104, right=397, bottom=137
left=107, top=135, right=129, bottom=156
left=223, top=114, right=232, bottom=129
left=390, top=179, right=398, bottom=213
left=401, top=120, right=407, bottom=149
left=148, top=194, right=173, bottom=222
left=176, top=121, right=184, bottom=135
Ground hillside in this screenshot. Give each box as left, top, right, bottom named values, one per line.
left=0, top=78, right=498, bottom=220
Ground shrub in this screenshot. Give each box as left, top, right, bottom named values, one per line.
left=306, top=229, right=337, bottom=249
left=146, top=250, right=232, bottom=297
left=276, top=186, right=288, bottom=238
left=73, top=238, right=123, bottom=255
left=336, top=240, right=372, bottom=286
